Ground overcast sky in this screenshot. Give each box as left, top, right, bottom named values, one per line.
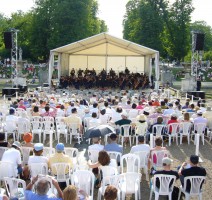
left=0, top=0, right=211, bottom=38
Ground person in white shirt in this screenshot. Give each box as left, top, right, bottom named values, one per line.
left=1, top=141, right=22, bottom=177
left=163, top=103, right=175, bottom=116
left=130, top=136, right=150, bottom=153
left=5, top=108, right=19, bottom=124
left=88, top=137, right=104, bottom=151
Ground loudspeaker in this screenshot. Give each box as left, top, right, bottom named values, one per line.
left=3, top=32, right=12, bottom=49
left=195, top=33, right=205, bottom=51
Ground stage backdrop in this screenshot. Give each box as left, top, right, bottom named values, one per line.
left=48, top=32, right=160, bottom=89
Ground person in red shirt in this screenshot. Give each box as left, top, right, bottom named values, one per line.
left=167, top=113, right=179, bottom=134
left=152, top=98, right=160, bottom=107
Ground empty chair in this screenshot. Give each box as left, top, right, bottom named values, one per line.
left=43, top=121, right=55, bottom=142
left=194, top=123, right=206, bottom=145
left=4, top=177, right=26, bottom=200
left=178, top=176, right=206, bottom=200
left=31, top=121, right=42, bottom=142
left=119, top=172, right=141, bottom=200
left=17, top=119, right=31, bottom=140
left=0, top=147, right=9, bottom=160
left=4, top=120, right=17, bottom=141
left=149, top=174, right=176, bottom=200
left=120, top=153, right=140, bottom=173
left=0, top=161, right=17, bottom=180
left=56, top=120, right=68, bottom=143
left=71, top=170, right=95, bottom=200
left=119, top=125, right=132, bottom=146
left=64, top=147, right=79, bottom=164
left=88, top=149, right=100, bottom=163
left=68, top=123, right=82, bottom=144
left=179, top=122, right=192, bottom=145
left=101, top=166, right=118, bottom=178
left=21, top=147, right=33, bottom=165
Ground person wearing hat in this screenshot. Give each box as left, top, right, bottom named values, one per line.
left=193, top=110, right=207, bottom=125
left=178, top=155, right=206, bottom=192
left=22, top=132, right=34, bottom=148
left=153, top=157, right=179, bottom=189
left=49, top=143, right=73, bottom=175
left=133, top=114, right=148, bottom=135
left=163, top=103, right=175, bottom=116
left=1, top=141, right=22, bottom=176
left=130, top=135, right=150, bottom=153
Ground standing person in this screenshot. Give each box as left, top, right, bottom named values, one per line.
left=178, top=155, right=206, bottom=192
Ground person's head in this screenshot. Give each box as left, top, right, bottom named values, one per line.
left=183, top=112, right=190, bottom=121
left=33, top=143, right=44, bottom=156
left=138, top=135, right=145, bottom=144
left=72, top=108, right=77, bottom=114
left=93, top=102, right=98, bottom=108
left=190, top=103, right=195, bottom=109
left=9, top=108, right=15, bottom=115
left=23, top=132, right=33, bottom=143
left=100, top=108, right=106, bottom=115
left=110, top=133, right=117, bottom=142
left=157, top=116, right=163, bottom=124
left=60, top=105, right=65, bottom=110
left=98, top=150, right=110, bottom=166
left=0, top=132, right=5, bottom=141
left=170, top=113, right=177, bottom=120
left=104, top=101, right=109, bottom=107
left=137, top=114, right=146, bottom=123
left=56, top=143, right=65, bottom=153
left=63, top=185, right=78, bottom=200
left=121, top=111, right=128, bottom=119
left=168, top=103, right=173, bottom=108
left=104, top=185, right=118, bottom=200
left=36, top=179, right=50, bottom=195
left=116, top=107, right=122, bottom=113
left=33, top=106, right=39, bottom=113
left=132, top=103, right=137, bottom=109
left=190, top=155, right=199, bottom=166
left=197, top=110, right=203, bottom=116
left=155, top=137, right=163, bottom=147
left=92, top=112, right=97, bottom=118
left=12, top=141, right=21, bottom=150
left=44, top=105, right=50, bottom=112
left=162, top=157, right=172, bottom=169
left=160, top=101, right=166, bottom=106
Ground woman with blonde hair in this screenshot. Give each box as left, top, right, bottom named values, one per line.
left=63, top=185, right=89, bottom=200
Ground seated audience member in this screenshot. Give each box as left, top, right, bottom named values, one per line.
left=180, top=112, right=192, bottom=123
left=25, top=175, right=63, bottom=200
left=0, top=132, right=11, bottom=147
left=88, top=137, right=104, bottom=151
left=99, top=107, right=110, bottom=124
left=130, top=135, right=150, bottom=153
left=153, top=157, right=179, bottom=188
left=104, top=134, right=123, bottom=154
left=41, top=105, right=57, bottom=117
left=32, top=105, right=40, bottom=116
left=89, top=112, right=101, bottom=125
left=178, top=155, right=206, bottom=192
left=22, top=132, right=34, bottom=148
left=0, top=194, right=9, bottom=200
left=1, top=141, right=22, bottom=176
left=163, top=103, right=175, bottom=116
left=104, top=185, right=118, bottom=200
left=63, top=185, right=89, bottom=200
left=134, top=114, right=148, bottom=135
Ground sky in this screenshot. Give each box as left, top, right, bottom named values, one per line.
left=0, top=0, right=211, bottom=38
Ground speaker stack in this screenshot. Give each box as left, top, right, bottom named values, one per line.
left=3, top=32, right=12, bottom=49
left=194, top=33, right=205, bottom=51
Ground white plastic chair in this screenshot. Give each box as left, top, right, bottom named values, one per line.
left=21, top=147, right=33, bottom=165
left=194, top=123, right=206, bottom=145
left=107, top=151, right=122, bottom=166
left=17, top=118, right=31, bottom=140
left=88, top=149, right=100, bottom=163
left=51, top=163, right=71, bottom=186
left=119, top=172, right=141, bottom=200
left=133, top=151, right=149, bottom=181
left=120, top=153, right=140, bottom=173
left=0, top=161, right=17, bottom=180
left=43, top=121, right=55, bottom=142
left=30, top=116, right=42, bottom=122
left=151, top=150, right=169, bottom=170
left=4, top=177, right=26, bottom=200
left=178, top=176, right=206, bottom=200
left=167, top=123, right=180, bottom=146
left=179, top=122, right=192, bottom=145
left=97, top=175, right=121, bottom=200
left=56, top=120, right=68, bottom=143
left=68, top=123, right=82, bottom=144
left=42, top=116, right=54, bottom=123
left=152, top=124, right=166, bottom=138
left=4, top=120, right=17, bottom=141
left=29, top=163, right=48, bottom=177
left=64, top=147, right=79, bottom=164
left=101, top=166, right=118, bottom=178
left=42, top=147, right=55, bottom=158
left=31, top=121, right=42, bottom=142
left=71, top=170, right=95, bottom=200
left=119, top=125, right=132, bottom=146
left=0, top=147, right=9, bottom=160
left=149, top=174, right=176, bottom=200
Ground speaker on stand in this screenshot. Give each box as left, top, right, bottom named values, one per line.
left=3, top=32, right=12, bottom=49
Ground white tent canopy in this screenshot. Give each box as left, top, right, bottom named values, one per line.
left=48, top=32, right=160, bottom=88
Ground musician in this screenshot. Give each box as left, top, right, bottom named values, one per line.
left=70, top=68, right=75, bottom=77
left=78, top=68, right=83, bottom=76
left=125, top=67, right=130, bottom=74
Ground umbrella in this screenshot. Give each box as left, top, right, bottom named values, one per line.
left=84, top=125, right=115, bottom=139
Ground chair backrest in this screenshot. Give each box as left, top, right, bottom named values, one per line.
left=51, top=163, right=71, bottom=182
left=42, top=147, right=55, bottom=158
left=194, top=123, right=206, bottom=134
left=153, top=174, right=176, bottom=195
left=120, top=125, right=132, bottom=137
left=68, top=123, right=79, bottom=134
left=42, top=116, right=54, bottom=123
left=101, top=175, right=121, bottom=195
left=71, top=170, right=95, bottom=199
left=119, top=172, right=141, bottom=194
left=120, top=153, right=140, bottom=173
left=167, top=123, right=180, bottom=135
left=107, top=151, right=122, bottom=164
left=180, top=122, right=192, bottom=135
left=152, top=124, right=166, bottom=136
left=0, top=147, right=9, bottom=160
left=21, top=147, right=33, bottom=165
left=88, top=149, right=100, bottom=163
left=43, top=121, right=54, bottom=131
left=55, top=116, right=64, bottom=124
left=0, top=161, right=17, bottom=179
left=151, top=150, right=169, bottom=168
left=64, top=147, right=79, bottom=158
left=17, top=119, right=31, bottom=134
left=133, top=151, right=149, bottom=168
left=29, top=163, right=48, bottom=177
left=31, top=116, right=42, bottom=122
left=183, top=176, right=206, bottom=195
left=4, top=120, right=17, bottom=132
left=101, top=166, right=118, bottom=178
left=4, top=177, right=26, bottom=198
left=31, top=121, right=42, bottom=129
